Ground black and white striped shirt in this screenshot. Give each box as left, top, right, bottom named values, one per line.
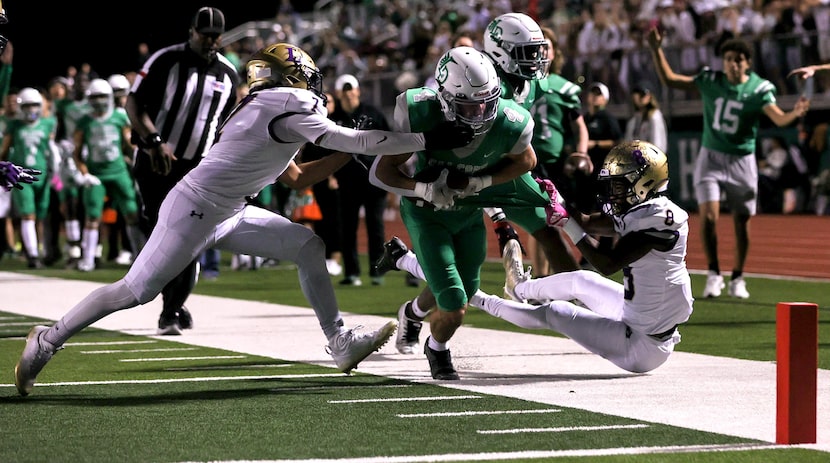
left=131, top=42, right=240, bottom=161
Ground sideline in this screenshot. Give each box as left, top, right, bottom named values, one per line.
left=1, top=271, right=827, bottom=451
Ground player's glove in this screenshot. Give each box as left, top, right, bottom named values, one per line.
left=458, top=175, right=492, bottom=198
left=73, top=171, right=101, bottom=187
left=414, top=168, right=458, bottom=210
left=535, top=177, right=569, bottom=227
left=352, top=114, right=375, bottom=130
left=1, top=161, right=42, bottom=191
left=423, top=121, right=474, bottom=151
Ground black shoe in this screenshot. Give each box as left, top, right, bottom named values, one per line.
left=404, top=272, right=420, bottom=287
left=424, top=337, right=459, bottom=380
left=157, top=317, right=182, bottom=335
left=27, top=258, right=45, bottom=269
left=493, top=221, right=525, bottom=257
left=339, top=275, right=363, bottom=286
left=177, top=307, right=193, bottom=330
left=373, top=236, right=409, bottom=276
left=395, top=301, right=423, bottom=354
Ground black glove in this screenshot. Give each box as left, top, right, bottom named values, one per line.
left=353, top=115, right=375, bottom=130
left=424, top=121, right=474, bottom=151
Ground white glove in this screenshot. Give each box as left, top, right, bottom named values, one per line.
left=458, top=175, right=492, bottom=198
left=74, top=171, right=101, bottom=187
left=414, top=169, right=458, bottom=210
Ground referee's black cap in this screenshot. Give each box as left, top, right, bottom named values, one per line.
left=192, top=7, right=225, bottom=35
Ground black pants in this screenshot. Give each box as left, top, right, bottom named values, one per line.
left=337, top=179, right=387, bottom=278
left=133, top=150, right=201, bottom=319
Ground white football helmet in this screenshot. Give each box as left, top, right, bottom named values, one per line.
left=86, top=78, right=114, bottom=117
left=434, top=46, right=501, bottom=136
left=107, top=74, right=130, bottom=96
left=17, top=87, right=43, bottom=122
left=483, top=12, right=549, bottom=80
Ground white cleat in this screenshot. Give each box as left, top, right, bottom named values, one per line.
left=503, top=239, right=530, bottom=303
left=702, top=272, right=725, bottom=298
left=395, top=301, right=423, bottom=354
left=15, top=325, right=61, bottom=396
left=326, top=321, right=397, bottom=374
left=728, top=277, right=750, bottom=299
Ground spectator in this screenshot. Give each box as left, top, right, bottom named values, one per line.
left=582, top=82, right=623, bottom=212
left=330, top=74, right=390, bottom=286
left=624, top=81, right=668, bottom=152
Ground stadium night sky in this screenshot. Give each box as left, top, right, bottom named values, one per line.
left=5, top=1, right=314, bottom=89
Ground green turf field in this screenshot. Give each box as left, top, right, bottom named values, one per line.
left=0, top=255, right=827, bottom=462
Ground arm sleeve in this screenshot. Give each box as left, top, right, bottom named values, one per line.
left=368, top=156, right=419, bottom=197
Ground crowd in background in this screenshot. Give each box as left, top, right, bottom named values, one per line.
left=2, top=0, right=830, bottom=274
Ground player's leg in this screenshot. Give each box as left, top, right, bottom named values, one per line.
left=694, top=148, right=725, bottom=297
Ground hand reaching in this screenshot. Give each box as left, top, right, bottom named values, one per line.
left=1, top=161, right=42, bottom=191
left=424, top=121, right=474, bottom=151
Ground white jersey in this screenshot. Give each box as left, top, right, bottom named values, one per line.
left=612, top=195, right=693, bottom=334
left=183, top=87, right=427, bottom=210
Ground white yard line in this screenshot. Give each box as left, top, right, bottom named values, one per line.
left=1, top=271, right=828, bottom=451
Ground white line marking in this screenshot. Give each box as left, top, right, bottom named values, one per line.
left=81, top=347, right=199, bottom=354
left=188, top=443, right=805, bottom=462
left=66, top=340, right=159, bottom=346
left=119, top=355, right=246, bottom=362
left=329, top=395, right=481, bottom=404
left=478, top=424, right=650, bottom=434
left=0, top=321, right=34, bottom=325
left=166, top=364, right=292, bottom=371
left=0, top=373, right=347, bottom=388
left=399, top=409, right=561, bottom=418
left=276, top=384, right=413, bottom=392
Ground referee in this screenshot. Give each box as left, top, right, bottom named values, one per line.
left=126, top=6, right=240, bottom=335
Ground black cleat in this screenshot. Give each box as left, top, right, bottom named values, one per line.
left=424, top=337, right=459, bottom=380
left=493, top=221, right=525, bottom=257
left=373, top=236, right=409, bottom=276
left=177, top=306, right=193, bottom=330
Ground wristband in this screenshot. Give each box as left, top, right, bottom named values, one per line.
left=563, top=220, right=587, bottom=244
left=413, top=182, right=428, bottom=200
left=146, top=133, right=163, bottom=148
left=476, top=175, right=493, bottom=191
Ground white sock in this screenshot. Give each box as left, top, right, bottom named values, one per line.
left=81, top=228, right=99, bottom=267
left=65, top=219, right=81, bottom=242
left=427, top=336, right=447, bottom=351
left=21, top=219, right=38, bottom=257
left=411, top=297, right=430, bottom=319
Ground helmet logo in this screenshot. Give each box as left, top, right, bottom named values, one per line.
left=285, top=46, right=302, bottom=64
left=487, top=19, right=503, bottom=43
left=632, top=148, right=647, bottom=166
left=435, top=53, right=457, bottom=86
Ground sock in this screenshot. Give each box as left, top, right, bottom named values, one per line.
left=20, top=219, right=38, bottom=257
left=411, top=298, right=429, bottom=319
left=65, top=219, right=81, bottom=242
left=485, top=207, right=506, bottom=223
left=82, top=228, right=99, bottom=267
left=731, top=270, right=743, bottom=280
left=427, top=336, right=447, bottom=351
left=708, top=264, right=720, bottom=275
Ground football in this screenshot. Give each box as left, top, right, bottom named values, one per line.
left=414, top=166, right=469, bottom=190
left=563, top=152, right=594, bottom=178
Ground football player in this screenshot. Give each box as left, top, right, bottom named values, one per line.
left=14, top=42, right=473, bottom=396
left=369, top=46, right=569, bottom=380
left=386, top=140, right=694, bottom=373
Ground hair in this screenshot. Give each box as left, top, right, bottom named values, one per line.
left=539, top=26, right=564, bottom=75
left=719, top=38, right=753, bottom=61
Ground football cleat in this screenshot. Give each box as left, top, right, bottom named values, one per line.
left=326, top=321, right=397, bottom=374
left=15, top=326, right=61, bottom=396
left=503, top=239, right=530, bottom=303
left=395, top=301, right=423, bottom=354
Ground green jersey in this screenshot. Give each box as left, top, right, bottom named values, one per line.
left=76, top=108, right=131, bottom=177
left=7, top=116, right=57, bottom=174
left=528, top=74, right=582, bottom=163
left=695, top=69, right=776, bottom=156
